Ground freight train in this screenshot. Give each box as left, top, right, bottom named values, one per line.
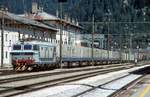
left=10, top=40, right=136, bottom=71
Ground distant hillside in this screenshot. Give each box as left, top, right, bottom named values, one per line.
left=0, top=0, right=149, bottom=22
left=0, top=0, right=150, bottom=48
left=1, top=0, right=150, bottom=33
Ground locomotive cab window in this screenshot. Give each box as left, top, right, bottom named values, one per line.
left=33, top=45, right=39, bottom=50
left=24, top=45, right=32, bottom=50
left=13, top=45, right=21, bottom=50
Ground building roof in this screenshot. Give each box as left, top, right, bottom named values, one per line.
left=34, top=12, right=59, bottom=20
left=20, top=11, right=83, bottom=30
left=0, top=11, right=57, bottom=32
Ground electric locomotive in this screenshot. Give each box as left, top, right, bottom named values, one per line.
left=10, top=41, right=57, bottom=71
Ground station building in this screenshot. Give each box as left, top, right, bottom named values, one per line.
left=0, top=3, right=106, bottom=68
left=20, top=11, right=84, bottom=46
left=0, top=10, right=57, bottom=67
left=19, top=5, right=106, bottom=48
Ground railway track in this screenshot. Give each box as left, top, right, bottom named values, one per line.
left=0, top=64, right=135, bottom=97
left=71, top=67, right=149, bottom=97
left=69, top=66, right=150, bottom=97
left=0, top=63, right=132, bottom=80
left=0, top=63, right=129, bottom=76
left=108, top=66, right=150, bottom=97
left=107, top=76, right=144, bottom=97
left=70, top=74, right=143, bottom=97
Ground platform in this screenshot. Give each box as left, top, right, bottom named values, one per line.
left=13, top=64, right=150, bottom=97
left=117, top=74, right=150, bottom=97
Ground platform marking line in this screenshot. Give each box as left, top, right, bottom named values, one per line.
left=139, top=84, right=150, bottom=97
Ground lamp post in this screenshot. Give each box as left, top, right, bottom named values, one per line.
left=58, top=0, right=67, bottom=68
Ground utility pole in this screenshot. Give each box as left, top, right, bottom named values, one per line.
left=107, top=14, right=111, bottom=65
left=106, top=8, right=111, bottom=65
left=58, top=0, right=67, bottom=68
left=91, top=0, right=95, bottom=66
left=1, top=9, right=4, bottom=68
left=107, top=22, right=110, bottom=64
left=92, top=13, right=95, bottom=66
left=119, top=31, right=122, bottom=63
left=136, top=45, right=139, bottom=62
left=59, top=2, right=63, bottom=68
left=130, top=33, right=133, bottom=62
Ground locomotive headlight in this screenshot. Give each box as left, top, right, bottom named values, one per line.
left=28, top=57, right=32, bottom=60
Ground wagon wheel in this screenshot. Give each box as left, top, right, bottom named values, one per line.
left=27, top=66, right=33, bottom=71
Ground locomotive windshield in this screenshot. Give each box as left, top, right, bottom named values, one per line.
left=24, top=45, right=32, bottom=50
left=33, top=45, right=39, bottom=50
left=13, top=45, right=21, bottom=50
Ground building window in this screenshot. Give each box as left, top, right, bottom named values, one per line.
left=41, top=47, right=43, bottom=50
left=24, top=45, right=32, bottom=50
left=18, top=31, right=20, bottom=40
left=5, top=34, right=8, bottom=41
left=13, top=45, right=21, bottom=50
left=22, top=34, right=25, bottom=39
left=9, top=40, right=11, bottom=47
left=56, top=40, right=57, bottom=44
left=5, top=51, right=8, bottom=59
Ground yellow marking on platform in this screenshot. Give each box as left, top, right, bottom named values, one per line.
left=140, top=84, right=150, bottom=97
